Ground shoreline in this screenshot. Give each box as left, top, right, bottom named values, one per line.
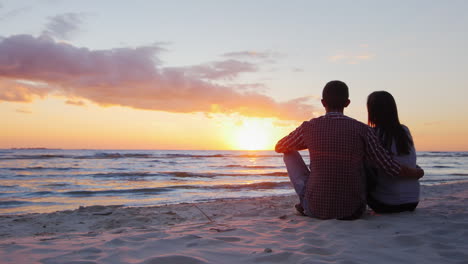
left=1, top=180, right=467, bottom=217
left=1, top=182, right=467, bottom=263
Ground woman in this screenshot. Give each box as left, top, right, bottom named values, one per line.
left=366, top=91, right=420, bottom=213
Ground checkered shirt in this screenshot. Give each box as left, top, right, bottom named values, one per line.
left=276, top=113, right=401, bottom=219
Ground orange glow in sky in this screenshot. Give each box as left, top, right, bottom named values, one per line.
left=1, top=1, right=468, bottom=151
left=1, top=97, right=299, bottom=150
left=232, top=119, right=276, bottom=150
left=2, top=95, right=468, bottom=151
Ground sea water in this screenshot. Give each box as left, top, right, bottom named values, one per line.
left=0, top=149, right=467, bottom=215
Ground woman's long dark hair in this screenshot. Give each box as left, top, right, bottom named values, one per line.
left=367, top=91, right=413, bottom=155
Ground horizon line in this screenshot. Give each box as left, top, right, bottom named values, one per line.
left=2, top=147, right=467, bottom=152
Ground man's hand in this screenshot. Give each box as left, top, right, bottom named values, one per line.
left=399, top=165, right=424, bottom=179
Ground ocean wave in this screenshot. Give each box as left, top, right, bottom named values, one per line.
left=88, top=171, right=286, bottom=179
left=162, top=154, right=227, bottom=158
left=0, top=185, right=18, bottom=188
left=3, top=182, right=290, bottom=200
left=419, top=152, right=468, bottom=158
left=41, top=183, right=70, bottom=187
left=158, top=153, right=280, bottom=159
left=1, top=152, right=156, bottom=160
left=1, top=151, right=283, bottom=161
left=213, top=181, right=291, bottom=190
left=163, top=171, right=288, bottom=178
left=449, top=173, right=468, bottom=176
left=432, top=165, right=453, bottom=168
left=0, top=154, right=72, bottom=160
left=172, top=181, right=291, bottom=190
left=76, top=153, right=155, bottom=159
left=91, top=172, right=158, bottom=178
left=218, top=172, right=288, bottom=177
left=8, top=166, right=78, bottom=171
left=0, top=200, right=60, bottom=208
left=234, top=154, right=281, bottom=158
left=420, top=179, right=466, bottom=184
left=0, top=200, right=34, bottom=208
left=256, top=172, right=288, bottom=176
left=162, top=171, right=217, bottom=178
left=24, top=191, right=54, bottom=197
left=224, top=165, right=280, bottom=169
left=64, top=187, right=173, bottom=196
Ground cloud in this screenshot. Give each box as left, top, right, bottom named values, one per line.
left=0, top=34, right=316, bottom=120
left=180, top=59, right=257, bottom=80
left=233, top=83, right=268, bottom=92
left=0, top=6, right=30, bottom=21
left=65, top=99, right=85, bottom=106
left=0, top=78, right=50, bottom=102
left=42, top=13, right=84, bottom=40
left=223, top=51, right=277, bottom=60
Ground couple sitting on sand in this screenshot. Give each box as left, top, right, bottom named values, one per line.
left=275, top=80, right=422, bottom=220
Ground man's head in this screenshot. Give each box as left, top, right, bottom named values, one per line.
left=321, top=80, right=350, bottom=111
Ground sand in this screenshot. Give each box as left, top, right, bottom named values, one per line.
left=1, top=182, right=467, bottom=264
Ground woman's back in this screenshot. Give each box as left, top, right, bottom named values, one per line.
left=371, top=125, right=420, bottom=204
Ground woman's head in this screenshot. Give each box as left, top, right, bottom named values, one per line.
left=367, top=91, right=413, bottom=155
left=367, top=91, right=400, bottom=128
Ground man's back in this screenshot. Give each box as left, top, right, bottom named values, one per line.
left=303, top=113, right=368, bottom=219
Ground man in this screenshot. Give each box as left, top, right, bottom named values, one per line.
left=275, top=80, right=423, bottom=220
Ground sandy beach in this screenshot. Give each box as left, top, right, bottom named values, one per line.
left=1, top=182, right=467, bottom=264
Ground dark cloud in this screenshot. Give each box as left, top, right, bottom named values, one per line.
left=0, top=35, right=316, bottom=120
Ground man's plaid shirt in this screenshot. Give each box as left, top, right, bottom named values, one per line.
left=276, top=112, right=401, bottom=219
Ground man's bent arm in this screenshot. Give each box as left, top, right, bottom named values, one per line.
left=275, top=122, right=307, bottom=153
left=365, top=127, right=423, bottom=179
left=365, top=127, right=401, bottom=178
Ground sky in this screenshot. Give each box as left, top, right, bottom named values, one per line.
left=1, top=0, right=467, bottom=151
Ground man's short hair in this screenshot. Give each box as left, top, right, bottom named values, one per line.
left=322, top=80, right=349, bottom=109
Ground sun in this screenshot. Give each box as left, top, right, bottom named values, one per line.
left=233, top=119, right=274, bottom=150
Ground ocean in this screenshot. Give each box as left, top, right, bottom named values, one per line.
left=1, top=149, right=467, bottom=215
